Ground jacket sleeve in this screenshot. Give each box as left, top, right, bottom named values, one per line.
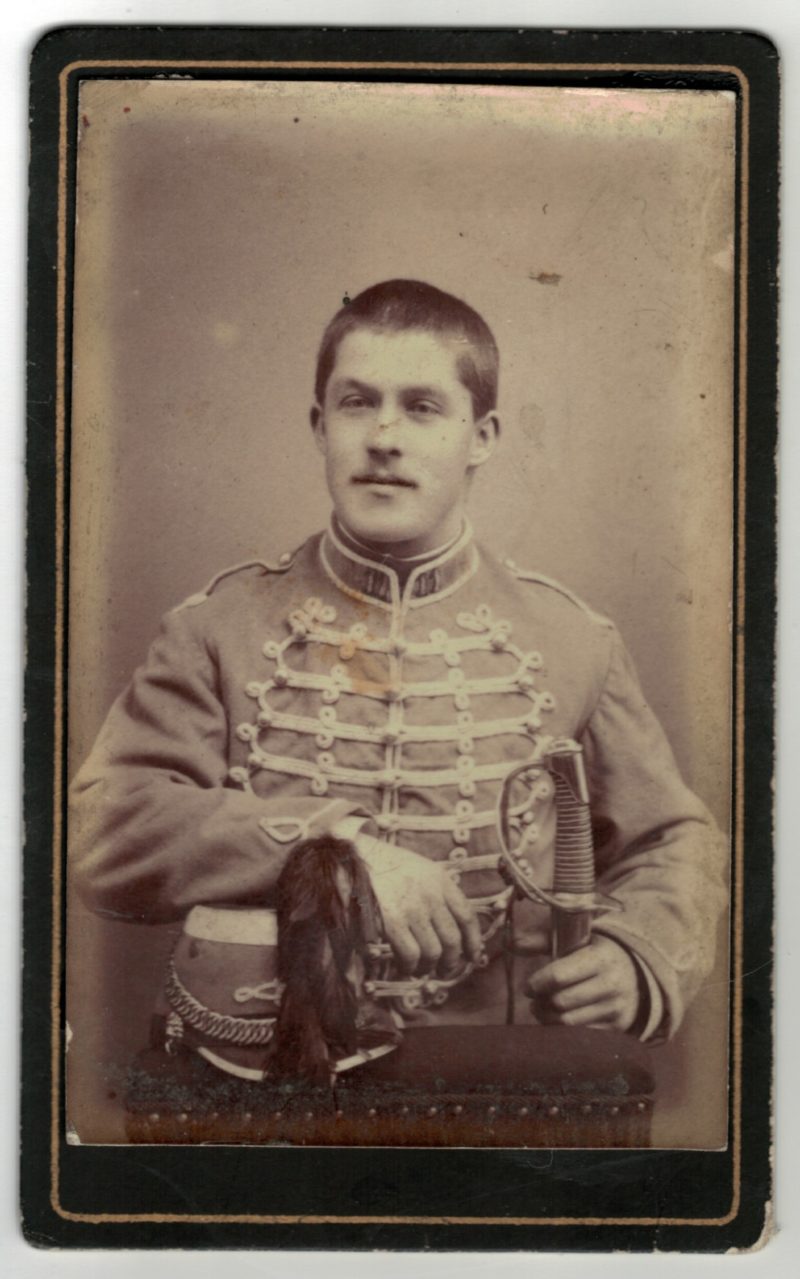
left=69, top=603, right=366, bottom=924
left=580, top=626, right=729, bottom=1039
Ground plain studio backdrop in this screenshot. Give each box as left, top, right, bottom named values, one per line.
left=66, top=79, right=735, bottom=1146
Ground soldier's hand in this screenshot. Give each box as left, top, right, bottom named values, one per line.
left=526, top=935, right=640, bottom=1031
left=355, top=834, right=483, bottom=974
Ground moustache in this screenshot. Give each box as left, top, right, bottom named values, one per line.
left=352, top=474, right=417, bottom=488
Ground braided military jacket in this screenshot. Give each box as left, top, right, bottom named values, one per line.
left=70, top=521, right=727, bottom=1040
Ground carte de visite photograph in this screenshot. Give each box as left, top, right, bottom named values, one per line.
left=64, top=74, right=735, bottom=1152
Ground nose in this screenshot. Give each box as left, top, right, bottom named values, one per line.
left=377, top=402, right=402, bottom=431
left=367, top=434, right=401, bottom=460
left=367, top=408, right=403, bottom=452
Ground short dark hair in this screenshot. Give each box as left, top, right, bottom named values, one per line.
left=314, top=279, right=499, bottom=419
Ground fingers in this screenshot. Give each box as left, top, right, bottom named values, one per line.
left=529, top=968, right=616, bottom=1025
left=557, top=1001, right=623, bottom=1028
left=526, top=937, right=641, bottom=1032
left=527, top=946, right=600, bottom=998
left=394, top=910, right=469, bottom=974
left=444, top=880, right=482, bottom=962
left=381, top=918, right=421, bottom=973
left=409, top=919, right=444, bottom=972
left=430, top=908, right=463, bottom=973
left=532, top=976, right=628, bottom=1028
left=379, top=892, right=477, bottom=973
left=391, top=869, right=481, bottom=972
left=535, top=998, right=622, bottom=1028
left=379, top=905, right=461, bottom=974
left=360, top=840, right=482, bottom=973
left=543, top=975, right=610, bottom=1012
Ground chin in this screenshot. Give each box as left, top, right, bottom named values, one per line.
left=337, top=503, right=411, bottom=547
left=350, top=519, right=416, bottom=548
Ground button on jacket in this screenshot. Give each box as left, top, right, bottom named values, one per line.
left=70, top=521, right=728, bottom=1040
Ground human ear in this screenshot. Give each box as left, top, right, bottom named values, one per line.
left=310, top=404, right=327, bottom=455
left=468, top=412, right=500, bottom=469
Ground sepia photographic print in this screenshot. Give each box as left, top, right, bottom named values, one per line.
left=23, top=27, right=776, bottom=1251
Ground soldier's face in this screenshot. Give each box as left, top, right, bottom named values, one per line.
left=312, top=327, right=498, bottom=556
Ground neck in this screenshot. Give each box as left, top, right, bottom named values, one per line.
left=335, top=518, right=465, bottom=569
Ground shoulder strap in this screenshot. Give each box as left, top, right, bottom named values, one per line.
left=175, top=551, right=297, bottom=610
left=503, top=557, right=614, bottom=629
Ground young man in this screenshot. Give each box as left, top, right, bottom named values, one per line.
left=71, top=279, right=727, bottom=1078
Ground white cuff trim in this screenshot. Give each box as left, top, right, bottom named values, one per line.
left=331, top=816, right=368, bottom=842
left=630, top=952, right=666, bottom=1041
left=184, top=904, right=278, bottom=946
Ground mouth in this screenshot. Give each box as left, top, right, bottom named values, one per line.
left=352, top=474, right=417, bottom=488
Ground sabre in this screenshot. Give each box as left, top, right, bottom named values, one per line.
left=498, top=738, right=621, bottom=958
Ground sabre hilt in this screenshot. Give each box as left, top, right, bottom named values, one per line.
left=498, top=739, right=621, bottom=957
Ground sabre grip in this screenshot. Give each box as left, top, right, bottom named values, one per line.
left=545, top=743, right=595, bottom=957
left=547, top=747, right=594, bottom=896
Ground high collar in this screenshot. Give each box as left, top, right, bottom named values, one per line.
left=320, top=517, right=479, bottom=608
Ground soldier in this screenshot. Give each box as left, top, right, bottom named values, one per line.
left=70, top=279, right=727, bottom=1085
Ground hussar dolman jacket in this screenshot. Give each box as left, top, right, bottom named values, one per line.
left=70, top=521, right=728, bottom=1042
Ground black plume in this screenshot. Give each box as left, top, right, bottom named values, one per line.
left=271, top=835, right=379, bottom=1085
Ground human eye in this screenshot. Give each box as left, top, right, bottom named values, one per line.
left=408, top=398, right=442, bottom=419
left=339, top=393, right=371, bottom=411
